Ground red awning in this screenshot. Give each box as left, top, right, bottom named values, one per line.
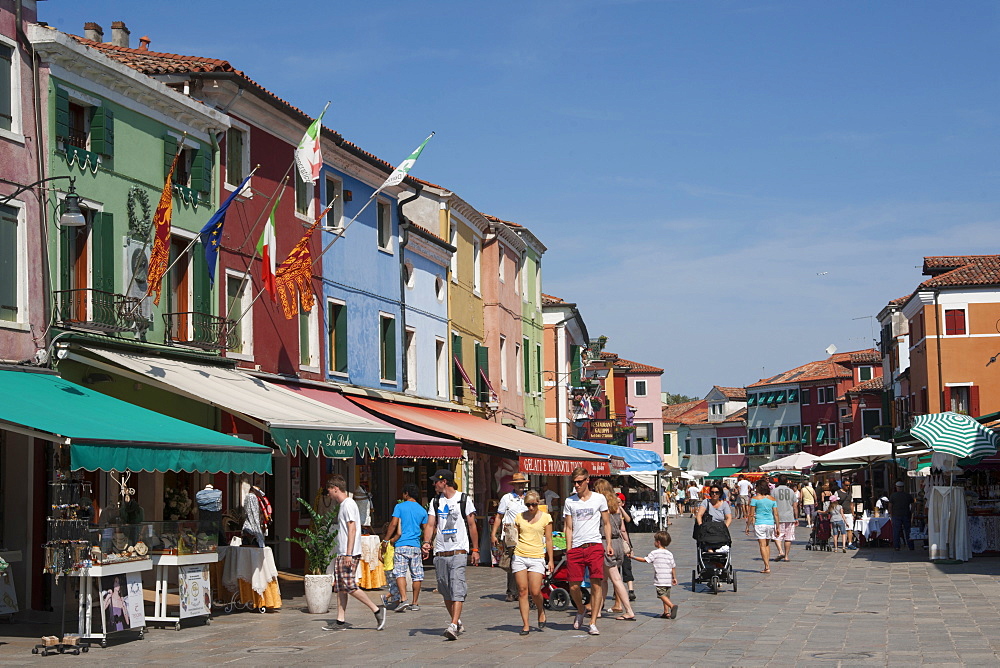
left=350, top=396, right=610, bottom=476
left=274, top=384, right=463, bottom=459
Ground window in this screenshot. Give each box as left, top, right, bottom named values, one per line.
left=435, top=275, right=445, bottom=302
left=163, top=135, right=209, bottom=193
left=710, top=437, right=717, bottom=453
left=858, top=366, right=873, bottom=382
left=498, top=245, right=505, bottom=282
left=801, top=388, right=811, bottom=405
left=696, top=438, right=703, bottom=455
left=473, top=239, right=481, bottom=293
left=449, top=223, right=458, bottom=282
left=436, top=337, right=448, bottom=398
left=663, top=433, right=671, bottom=455
left=402, top=261, right=414, bottom=289
left=685, top=438, right=691, bottom=454
left=452, top=333, right=464, bottom=399
left=635, top=380, right=647, bottom=397
left=404, top=327, right=416, bottom=392
left=950, top=386, right=970, bottom=414
left=945, top=309, right=966, bottom=336
left=377, top=200, right=392, bottom=251
left=294, top=168, right=310, bottom=215
left=519, top=253, right=527, bottom=299
left=299, top=307, right=318, bottom=368
left=475, top=341, right=490, bottom=403
left=535, top=344, right=542, bottom=394
left=0, top=39, right=18, bottom=135
left=324, top=177, right=344, bottom=230
left=0, top=204, right=22, bottom=323
left=521, top=337, right=530, bottom=394
left=499, top=335, right=508, bottom=389
left=635, top=422, right=653, bottom=442
left=535, top=261, right=541, bottom=308
left=326, top=299, right=347, bottom=375
left=862, top=408, right=881, bottom=435
left=225, top=127, right=246, bottom=186
left=839, top=406, right=849, bottom=420
left=226, top=273, right=252, bottom=355
left=379, top=313, right=396, bottom=382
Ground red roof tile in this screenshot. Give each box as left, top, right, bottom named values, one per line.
left=918, top=255, right=1000, bottom=290
left=541, top=293, right=564, bottom=305
left=722, top=407, right=748, bottom=422
left=662, top=400, right=704, bottom=421
left=714, top=386, right=747, bottom=400
left=747, top=349, right=878, bottom=388
left=482, top=213, right=522, bottom=228
left=600, top=352, right=663, bottom=374
left=846, top=376, right=885, bottom=394
left=850, top=351, right=880, bottom=364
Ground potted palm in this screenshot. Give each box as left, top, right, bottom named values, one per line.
left=286, top=498, right=338, bottom=613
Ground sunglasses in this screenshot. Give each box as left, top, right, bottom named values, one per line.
left=573, top=478, right=589, bottom=485
left=525, top=503, right=538, bottom=507
left=710, top=490, right=722, bottom=495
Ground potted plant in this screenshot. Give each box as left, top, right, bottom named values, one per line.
left=286, top=498, right=338, bottom=613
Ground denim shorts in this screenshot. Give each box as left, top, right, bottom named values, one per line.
left=831, top=520, right=847, bottom=535
left=391, top=545, right=424, bottom=581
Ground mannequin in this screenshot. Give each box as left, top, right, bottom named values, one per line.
left=196, top=484, right=224, bottom=541
left=242, top=486, right=269, bottom=547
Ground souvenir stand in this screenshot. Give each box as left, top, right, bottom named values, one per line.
left=146, top=519, right=220, bottom=629
left=212, top=485, right=281, bottom=613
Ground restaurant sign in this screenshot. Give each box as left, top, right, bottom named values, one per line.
left=519, top=457, right=610, bottom=476
left=588, top=419, right=616, bottom=440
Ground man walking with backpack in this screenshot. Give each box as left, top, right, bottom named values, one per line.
left=421, top=469, right=479, bottom=640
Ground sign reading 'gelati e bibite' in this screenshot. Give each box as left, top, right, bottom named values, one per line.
left=519, top=457, right=610, bottom=476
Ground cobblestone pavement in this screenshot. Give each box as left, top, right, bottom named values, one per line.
left=6, top=517, right=1000, bottom=666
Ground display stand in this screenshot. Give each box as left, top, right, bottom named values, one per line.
left=70, top=559, right=151, bottom=647
left=148, top=553, right=218, bottom=630
left=0, top=550, right=22, bottom=621
left=212, top=546, right=281, bottom=613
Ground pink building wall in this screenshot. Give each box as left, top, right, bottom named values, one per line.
left=483, top=231, right=525, bottom=426
left=627, top=371, right=664, bottom=458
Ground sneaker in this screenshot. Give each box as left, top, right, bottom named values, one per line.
left=394, top=603, right=410, bottom=613
left=573, top=613, right=585, bottom=630
left=374, top=606, right=387, bottom=631
left=409, top=605, right=420, bottom=611
left=322, top=620, right=348, bottom=630
left=457, top=620, right=465, bottom=634
left=628, top=591, right=636, bottom=601
left=588, top=624, right=600, bottom=636
left=443, top=623, right=459, bottom=640
left=381, top=595, right=400, bottom=611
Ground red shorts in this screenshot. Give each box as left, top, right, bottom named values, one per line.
left=567, top=542, right=605, bottom=582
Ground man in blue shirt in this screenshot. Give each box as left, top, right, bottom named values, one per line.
left=384, top=484, right=427, bottom=612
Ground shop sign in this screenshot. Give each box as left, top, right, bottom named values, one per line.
left=609, top=455, right=629, bottom=473
left=588, top=420, right=616, bottom=440
left=520, top=457, right=610, bottom=476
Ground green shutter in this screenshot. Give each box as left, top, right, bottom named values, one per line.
left=776, top=390, right=786, bottom=404
left=535, top=345, right=541, bottom=393
left=476, top=343, right=489, bottom=403
left=55, top=87, right=70, bottom=141
left=59, top=224, right=73, bottom=295
left=381, top=316, right=396, bottom=382
left=663, top=433, right=671, bottom=455
left=91, top=212, right=115, bottom=295
left=0, top=206, right=17, bottom=322
left=815, top=426, right=825, bottom=444
left=747, top=393, right=757, bottom=407
left=191, top=145, right=212, bottom=194
left=452, top=333, right=463, bottom=398
left=522, top=337, right=530, bottom=394
left=300, top=313, right=310, bottom=366
left=164, top=135, right=178, bottom=180
left=90, top=105, right=114, bottom=156
left=788, top=388, right=798, bottom=403
left=696, top=438, right=703, bottom=455
left=570, top=345, right=581, bottom=387
left=710, top=437, right=717, bottom=454
left=801, top=425, right=810, bottom=445
left=192, top=242, right=211, bottom=313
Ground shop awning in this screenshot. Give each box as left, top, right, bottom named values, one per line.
left=567, top=440, right=664, bottom=473
left=73, top=348, right=394, bottom=458
left=350, top=397, right=611, bottom=475
left=0, top=368, right=271, bottom=473
left=706, top=466, right=744, bottom=478
left=275, top=383, right=462, bottom=460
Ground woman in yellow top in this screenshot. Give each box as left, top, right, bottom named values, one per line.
left=513, top=489, right=554, bottom=635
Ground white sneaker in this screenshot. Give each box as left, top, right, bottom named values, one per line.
left=457, top=620, right=465, bottom=634
left=443, top=623, right=459, bottom=640
left=588, top=624, right=600, bottom=636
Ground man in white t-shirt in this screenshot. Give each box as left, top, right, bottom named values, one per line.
left=736, top=476, right=754, bottom=519
left=422, top=469, right=479, bottom=641
left=323, top=475, right=386, bottom=631
left=563, top=467, right=612, bottom=636
left=686, top=482, right=701, bottom=517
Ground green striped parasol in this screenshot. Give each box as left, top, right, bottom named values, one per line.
left=911, top=412, right=1000, bottom=459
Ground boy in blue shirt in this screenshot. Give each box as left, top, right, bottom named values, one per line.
left=383, top=484, right=427, bottom=612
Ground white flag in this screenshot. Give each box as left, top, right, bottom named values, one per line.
left=294, top=103, right=330, bottom=184
left=378, top=132, right=435, bottom=192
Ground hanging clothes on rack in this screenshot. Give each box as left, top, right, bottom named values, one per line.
left=928, top=486, right=971, bottom=562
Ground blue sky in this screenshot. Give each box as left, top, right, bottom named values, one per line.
left=45, top=1, right=1000, bottom=397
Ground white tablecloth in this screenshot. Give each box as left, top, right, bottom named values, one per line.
left=216, top=546, right=278, bottom=594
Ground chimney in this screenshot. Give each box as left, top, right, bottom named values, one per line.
left=83, top=22, right=104, bottom=42
left=138, top=36, right=151, bottom=51
left=110, top=21, right=130, bottom=48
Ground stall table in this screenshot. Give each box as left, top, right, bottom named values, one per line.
left=213, top=546, right=281, bottom=612
left=148, top=552, right=218, bottom=629
left=358, top=535, right=385, bottom=590
left=70, top=559, right=152, bottom=647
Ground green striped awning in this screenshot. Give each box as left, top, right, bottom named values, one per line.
left=911, top=412, right=1000, bottom=459
left=707, top=467, right=744, bottom=478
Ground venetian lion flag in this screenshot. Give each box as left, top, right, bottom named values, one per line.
left=294, top=102, right=330, bottom=184
left=376, top=132, right=435, bottom=193
left=146, top=149, right=182, bottom=305
left=256, top=190, right=282, bottom=301
left=273, top=203, right=333, bottom=319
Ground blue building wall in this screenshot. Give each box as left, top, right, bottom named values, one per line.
left=402, top=244, right=450, bottom=399
left=320, top=167, right=402, bottom=390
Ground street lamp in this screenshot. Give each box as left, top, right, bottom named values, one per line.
left=0, top=176, right=86, bottom=228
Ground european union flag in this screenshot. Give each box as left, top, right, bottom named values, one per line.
left=199, top=175, right=251, bottom=288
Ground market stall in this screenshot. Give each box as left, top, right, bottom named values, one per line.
left=213, top=545, right=281, bottom=612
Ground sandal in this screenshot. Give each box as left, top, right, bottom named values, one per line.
left=614, top=615, right=636, bottom=621
left=761, top=568, right=771, bottom=573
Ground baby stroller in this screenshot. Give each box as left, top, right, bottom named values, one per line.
left=541, top=551, right=590, bottom=610
left=692, top=521, right=736, bottom=594
left=806, top=511, right=832, bottom=551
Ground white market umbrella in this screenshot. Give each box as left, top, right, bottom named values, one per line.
left=760, top=451, right=817, bottom=471
left=814, top=437, right=894, bottom=509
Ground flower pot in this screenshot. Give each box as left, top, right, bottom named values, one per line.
left=303, top=573, right=333, bottom=613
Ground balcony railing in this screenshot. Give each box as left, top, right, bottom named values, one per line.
left=162, top=311, right=238, bottom=351
left=54, top=289, right=144, bottom=334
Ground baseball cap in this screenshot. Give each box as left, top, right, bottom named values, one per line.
left=895, top=481, right=904, bottom=487
left=430, top=469, right=455, bottom=483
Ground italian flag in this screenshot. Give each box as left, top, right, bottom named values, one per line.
left=294, top=102, right=329, bottom=184
left=257, top=191, right=281, bottom=301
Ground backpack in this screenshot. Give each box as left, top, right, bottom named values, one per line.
left=431, top=493, right=470, bottom=546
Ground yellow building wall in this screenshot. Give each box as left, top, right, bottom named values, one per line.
left=443, top=207, right=485, bottom=413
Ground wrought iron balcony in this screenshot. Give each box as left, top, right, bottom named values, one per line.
left=54, top=288, right=144, bottom=334
left=162, top=311, right=238, bottom=351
